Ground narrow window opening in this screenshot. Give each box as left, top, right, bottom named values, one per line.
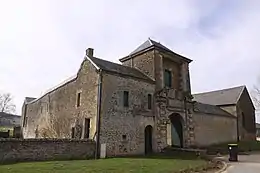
left=76, top=92, right=81, bottom=107
left=122, top=134, right=127, bottom=140
left=123, top=91, right=129, bottom=107
left=84, top=118, right=90, bottom=139
left=71, top=127, right=75, bottom=138
left=148, top=94, right=152, bottom=109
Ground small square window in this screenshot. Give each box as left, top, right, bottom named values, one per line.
left=123, top=91, right=129, bottom=107
left=122, top=135, right=127, bottom=140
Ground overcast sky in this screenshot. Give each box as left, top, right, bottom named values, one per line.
left=0, top=0, right=260, bottom=120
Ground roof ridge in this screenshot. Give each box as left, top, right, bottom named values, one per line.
left=90, top=56, right=122, bottom=66
left=91, top=56, right=154, bottom=72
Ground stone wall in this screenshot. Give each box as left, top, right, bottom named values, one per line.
left=22, top=59, right=98, bottom=139
left=162, top=57, right=181, bottom=90
left=100, top=72, right=155, bottom=156
left=237, top=88, right=256, bottom=141
left=121, top=50, right=155, bottom=80
left=0, top=139, right=95, bottom=163
left=193, top=113, right=237, bottom=146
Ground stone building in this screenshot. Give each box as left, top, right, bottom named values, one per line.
left=21, top=39, right=256, bottom=156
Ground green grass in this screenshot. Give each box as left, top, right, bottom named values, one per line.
left=0, top=127, right=13, bottom=137
left=206, top=140, right=260, bottom=154
left=0, top=155, right=207, bottom=173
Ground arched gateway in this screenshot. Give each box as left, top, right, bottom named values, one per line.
left=169, top=113, right=184, bottom=147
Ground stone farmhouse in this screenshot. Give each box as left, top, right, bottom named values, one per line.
left=21, top=39, right=256, bottom=156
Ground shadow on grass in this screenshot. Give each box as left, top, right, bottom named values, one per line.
left=108, top=152, right=202, bottom=161
left=0, top=152, right=203, bottom=166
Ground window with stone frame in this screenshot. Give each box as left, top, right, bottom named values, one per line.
left=123, top=91, right=129, bottom=107
left=164, top=69, right=172, bottom=88
left=148, top=94, right=152, bottom=109
left=122, top=134, right=127, bottom=140
left=84, top=118, right=90, bottom=139
left=76, top=92, right=81, bottom=107
left=71, top=127, right=75, bottom=138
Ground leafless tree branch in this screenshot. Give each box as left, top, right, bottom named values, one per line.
left=0, top=93, right=16, bottom=113
left=38, top=112, right=79, bottom=138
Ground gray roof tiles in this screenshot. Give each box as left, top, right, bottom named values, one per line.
left=0, top=112, right=21, bottom=127
left=89, top=56, right=154, bottom=83
left=25, top=97, right=36, bottom=103
left=193, top=85, right=245, bottom=106
left=129, top=38, right=173, bottom=56
left=120, top=38, right=192, bottom=63
left=193, top=102, right=235, bottom=118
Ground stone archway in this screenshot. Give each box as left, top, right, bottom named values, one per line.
left=144, top=125, right=153, bottom=154
left=169, top=113, right=183, bottom=148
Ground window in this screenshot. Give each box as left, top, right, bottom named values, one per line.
left=71, top=127, right=75, bottom=138
left=148, top=94, right=152, bottom=109
left=164, top=69, right=172, bottom=88
left=123, top=91, right=129, bottom=107
left=122, top=135, right=127, bottom=140
left=84, top=118, right=90, bottom=139
left=76, top=92, right=81, bottom=107
left=24, top=117, right=28, bottom=127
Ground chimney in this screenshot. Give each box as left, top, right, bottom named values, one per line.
left=86, top=48, right=94, bottom=57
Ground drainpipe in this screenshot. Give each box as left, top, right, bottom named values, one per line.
left=95, top=69, right=103, bottom=159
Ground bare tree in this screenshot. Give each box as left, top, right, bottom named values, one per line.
left=38, top=112, right=80, bottom=138
left=0, top=93, right=16, bottom=113
left=253, top=86, right=260, bottom=108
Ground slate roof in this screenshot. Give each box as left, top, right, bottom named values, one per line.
left=129, top=39, right=173, bottom=56
left=193, top=86, right=245, bottom=106
left=89, top=56, right=154, bottom=83
left=119, top=38, right=192, bottom=63
left=0, top=112, right=21, bottom=127
left=193, top=102, right=235, bottom=118
left=25, top=97, right=36, bottom=103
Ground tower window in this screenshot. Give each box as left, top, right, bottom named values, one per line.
left=123, top=91, right=129, bottom=107
left=164, top=69, right=172, bottom=88
left=148, top=94, right=152, bottom=109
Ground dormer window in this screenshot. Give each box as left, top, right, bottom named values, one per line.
left=164, top=69, right=172, bottom=88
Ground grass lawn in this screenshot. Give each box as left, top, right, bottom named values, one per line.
left=0, top=155, right=207, bottom=173
left=207, top=140, right=260, bottom=153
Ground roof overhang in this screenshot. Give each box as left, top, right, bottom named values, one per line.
left=119, top=45, right=192, bottom=63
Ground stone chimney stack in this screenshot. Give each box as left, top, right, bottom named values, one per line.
left=86, top=48, right=94, bottom=57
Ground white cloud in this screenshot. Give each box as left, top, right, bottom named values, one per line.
left=0, top=0, right=260, bottom=120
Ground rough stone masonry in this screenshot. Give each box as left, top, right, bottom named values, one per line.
left=21, top=38, right=256, bottom=157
